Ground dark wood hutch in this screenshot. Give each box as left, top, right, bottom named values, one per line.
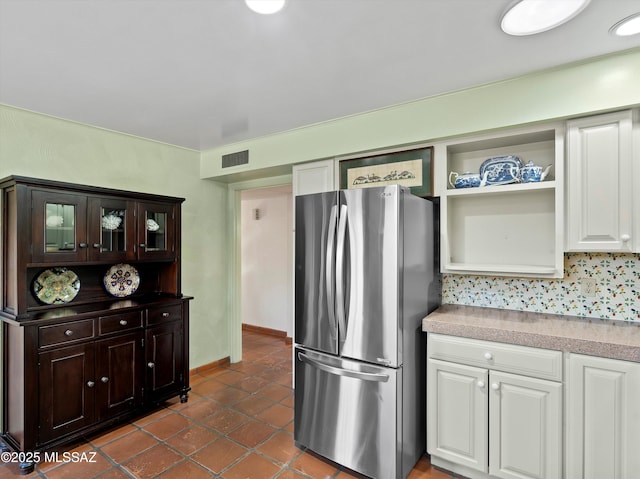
left=0, top=176, right=192, bottom=473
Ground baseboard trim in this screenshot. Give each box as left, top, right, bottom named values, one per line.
left=242, top=323, right=292, bottom=344
left=190, top=356, right=230, bottom=376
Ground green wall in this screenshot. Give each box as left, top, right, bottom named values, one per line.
left=201, top=48, right=640, bottom=181
left=0, top=105, right=229, bottom=370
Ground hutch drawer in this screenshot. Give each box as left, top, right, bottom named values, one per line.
left=39, top=319, right=95, bottom=348
left=147, top=304, right=182, bottom=325
left=98, top=311, right=143, bottom=336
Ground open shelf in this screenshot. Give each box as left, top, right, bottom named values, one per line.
left=438, top=123, right=565, bottom=279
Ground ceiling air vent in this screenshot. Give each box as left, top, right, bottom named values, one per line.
left=221, top=150, right=249, bottom=168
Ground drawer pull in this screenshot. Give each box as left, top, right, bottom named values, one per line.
left=119, top=320, right=128, bottom=326
left=477, top=381, right=485, bottom=389
left=147, top=362, right=155, bottom=369
left=101, top=377, right=109, bottom=383
left=64, top=329, right=74, bottom=337
left=162, top=312, right=170, bottom=318
left=621, top=234, right=631, bottom=242
left=491, top=382, right=500, bottom=391
left=483, top=352, right=493, bottom=360
left=87, top=381, right=95, bottom=388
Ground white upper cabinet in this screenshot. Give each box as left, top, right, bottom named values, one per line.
left=437, top=124, right=564, bottom=278
left=566, top=110, right=636, bottom=252
left=292, top=159, right=336, bottom=196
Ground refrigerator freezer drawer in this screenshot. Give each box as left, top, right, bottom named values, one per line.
left=294, top=348, right=401, bottom=479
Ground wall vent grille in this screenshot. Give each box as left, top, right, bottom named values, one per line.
left=222, top=150, right=249, bottom=168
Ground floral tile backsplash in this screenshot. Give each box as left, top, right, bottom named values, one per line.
left=442, top=253, right=640, bottom=322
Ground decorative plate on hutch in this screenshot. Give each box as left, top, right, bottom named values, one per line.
left=33, top=268, right=80, bottom=304
left=103, top=263, right=140, bottom=297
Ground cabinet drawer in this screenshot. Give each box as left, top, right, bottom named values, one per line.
left=98, top=311, right=143, bottom=336
left=428, top=333, right=563, bottom=381
left=39, top=319, right=95, bottom=348
left=147, top=304, right=182, bottom=325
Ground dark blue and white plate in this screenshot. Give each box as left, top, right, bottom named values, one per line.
left=479, top=155, right=522, bottom=186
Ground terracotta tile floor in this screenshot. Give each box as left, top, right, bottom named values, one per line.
left=1, top=331, right=460, bottom=479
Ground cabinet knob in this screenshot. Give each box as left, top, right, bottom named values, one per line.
left=64, top=329, right=74, bottom=336
left=93, top=243, right=102, bottom=249
left=78, top=243, right=88, bottom=248
left=101, top=377, right=109, bottom=383
left=147, top=362, right=155, bottom=369
left=87, top=381, right=95, bottom=388
left=477, top=381, right=486, bottom=389
left=162, top=312, right=170, bottom=318
left=621, top=234, right=631, bottom=242
left=139, top=243, right=146, bottom=249
left=119, top=319, right=128, bottom=326
left=483, top=352, right=493, bottom=360
left=491, top=382, right=500, bottom=391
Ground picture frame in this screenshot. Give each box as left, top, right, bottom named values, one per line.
left=338, top=146, right=434, bottom=197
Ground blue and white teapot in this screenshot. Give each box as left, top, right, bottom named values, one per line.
left=518, top=161, right=553, bottom=183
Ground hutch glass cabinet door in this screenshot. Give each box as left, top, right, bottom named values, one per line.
left=32, top=190, right=88, bottom=263
left=87, top=198, right=136, bottom=261
left=137, top=202, right=175, bottom=260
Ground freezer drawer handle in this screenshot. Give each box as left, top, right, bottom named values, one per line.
left=298, top=352, right=389, bottom=383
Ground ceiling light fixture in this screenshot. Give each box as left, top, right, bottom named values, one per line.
left=245, top=0, right=286, bottom=15
left=610, top=13, right=640, bottom=36
left=501, top=0, right=591, bottom=36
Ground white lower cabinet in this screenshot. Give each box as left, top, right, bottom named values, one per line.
left=566, top=353, right=640, bottom=479
left=489, top=371, right=562, bottom=479
left=427, top=334, right=563, bottom=479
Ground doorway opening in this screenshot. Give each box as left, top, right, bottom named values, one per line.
left=226, top=175, right=292, bottom=363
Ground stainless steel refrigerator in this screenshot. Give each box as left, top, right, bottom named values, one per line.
left=294, top=185, right=440, bottom=479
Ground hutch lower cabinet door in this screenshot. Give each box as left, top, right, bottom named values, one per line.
left=145, top=320, right=184, bottom=403
left=38, top=343, right=96, bottom=444
left=95, top=332, right=144, bottom=421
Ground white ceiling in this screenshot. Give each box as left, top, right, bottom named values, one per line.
left=1, top=0, right=639, bottom=151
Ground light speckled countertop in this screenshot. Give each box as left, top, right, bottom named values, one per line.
left=422, top=304, right=640, bottom=362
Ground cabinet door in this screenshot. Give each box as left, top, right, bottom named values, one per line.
left=32, top=190, right=88, bottom=263
left=427, top=358, right=488, bottom=473
left=38, top=343, right=95, bottom=445
left=566, top=110, right=634, bottom=251
left=95, top=332, right=144, bottom=421
left=87, top=197, right=136, bottom=262
left=567, top=354, right=640, bottom=479
left=489, top=371, right=562, bottom=479
left=137, top=202, right=176, bottom=260
left=145, top=321, right=183, bottom=402
left=292, top=159, right=335, bottom=197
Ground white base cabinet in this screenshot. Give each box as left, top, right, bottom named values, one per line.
left=566, top=353, right=640, bottom=479
left=427, top=334, right=563, bottom=479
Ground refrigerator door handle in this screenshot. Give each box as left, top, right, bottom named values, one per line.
left=335, top=204, right=348, bottom=337
left=325, top=205, right=338, bottom=334
left=298, top=352, right=389, bottom=383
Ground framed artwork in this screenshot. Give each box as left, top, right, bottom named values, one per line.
left=339, top=146, right=434, bottom=197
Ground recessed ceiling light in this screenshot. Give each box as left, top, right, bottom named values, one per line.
left=245, top=0, right=286, bottom=15
left=501, top=0, right=591, bottom=36
left=610, top=13, right=640, bottom=36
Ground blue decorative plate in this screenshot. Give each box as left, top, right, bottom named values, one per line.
left=104, top=263, right=140, bottom=297
left=479, top=155, right=522, bottom=186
